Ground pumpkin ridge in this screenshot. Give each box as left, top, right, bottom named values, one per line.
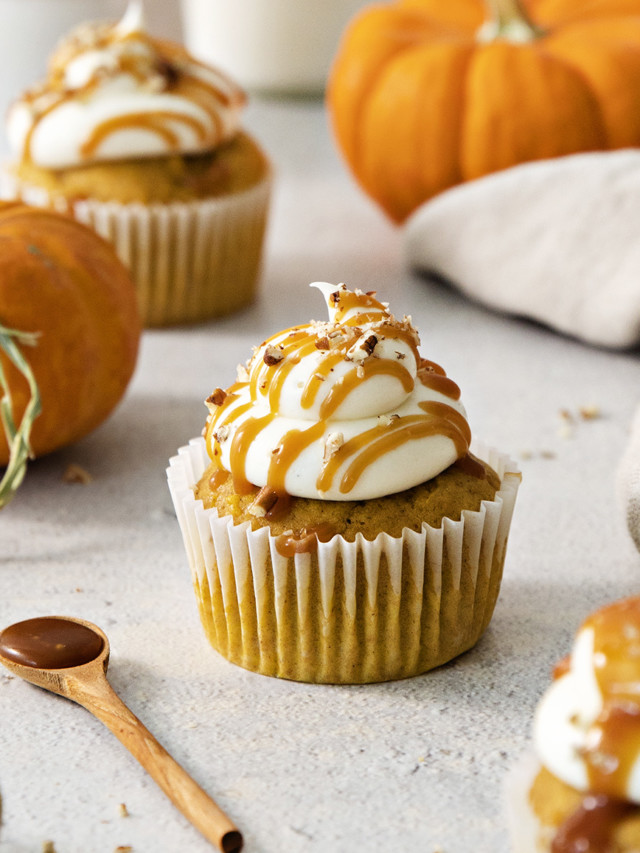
left=360, top=39, right=474, bottom=220
left=461, top=40, right=607, bottom=180
left=541, top=16, right=640, bottom=147
left=536, top=36, right=617, bottom=149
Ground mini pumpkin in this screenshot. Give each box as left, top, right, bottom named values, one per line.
left=327, top=0, right=640, bottom=222
left=0, top=202, right=141, bottom=505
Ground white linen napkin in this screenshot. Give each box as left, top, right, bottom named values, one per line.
left=619, top=403, right=640, bottom=553
left=405, top=150, right=640, bottom=349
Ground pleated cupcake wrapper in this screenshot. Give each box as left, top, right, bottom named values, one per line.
left=0, top=169, right=271, bottom=327
left=505, top=754, right=550, bottom=853
left=167, top=437, right=520, bottom=683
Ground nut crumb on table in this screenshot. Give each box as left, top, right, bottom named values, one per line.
left=62, top=463, right=93, bottom=484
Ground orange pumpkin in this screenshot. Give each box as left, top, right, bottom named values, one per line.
left=0, top=202, right=141, bottom=495
left=327, top=0, right=640, bottom=222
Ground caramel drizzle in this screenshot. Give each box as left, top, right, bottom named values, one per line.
left=208, top=468, right=229, bottom=489
left=249, top=327, right=312, bottom=402
left=329, top=289, right=387, bottom=322
left=318, top=359, right=413, bottom=420
left=301, top=350, right=344, bottom=409
left=275, top=523, right=337, bottom=557
left=205, top=292, right=470, bottom=496
left=552, top=795, right=632, bottom=853
left=21, top=25, right=238, bottom=163
left=229, top=413, right=275, bottom=494
left=268, top=422, right=325, bottom=493
left=81, top=110, right=210, bottom=158
left=317, top=404, right=470, bottom=495
left=582, top=598, right=640, bottom=795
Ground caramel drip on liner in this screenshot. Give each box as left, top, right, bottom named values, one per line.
left=275, top=523, right=337, bottom=557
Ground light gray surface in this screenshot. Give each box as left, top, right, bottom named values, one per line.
left=1, top=98, right=639, bottom=853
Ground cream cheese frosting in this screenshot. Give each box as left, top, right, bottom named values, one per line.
left=533, top=596, right=640, bottom=803
left=203, top=282, right=471, bottom=501
left=6, top=0, right=246, bottom=169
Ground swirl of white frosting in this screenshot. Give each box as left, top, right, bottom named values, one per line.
left=534, top=597, right=640, bottom=803
left=7, top=0, right=246, bottom=169
left=204, top=282, right=471, bottom=501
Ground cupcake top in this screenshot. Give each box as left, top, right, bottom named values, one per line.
left=203, top=282, right=471, bottom=501
left=6, top=0, right=246, bottom=170
left=534, top=596, right=640, bottom=804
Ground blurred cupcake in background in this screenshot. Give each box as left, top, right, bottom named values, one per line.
left=508, top=595, right=640, bottom=852
left=1, top=0, right=271, bottom=327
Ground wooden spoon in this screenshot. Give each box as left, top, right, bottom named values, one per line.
left=0, top=615, right=242, bottom=853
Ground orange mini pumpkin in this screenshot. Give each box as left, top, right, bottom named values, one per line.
left=0, top=202, right=141, bottom=502
left=327, top=0, right=640, bottom=222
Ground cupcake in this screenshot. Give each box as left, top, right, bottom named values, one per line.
left=167, top=282, right=520, bottom=683
left=1, top=1, right=271, bottom=327
left=509, top=596, right=640, bottom=852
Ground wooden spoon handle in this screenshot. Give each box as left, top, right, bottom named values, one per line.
left=71, top=677, right=242, bottom=852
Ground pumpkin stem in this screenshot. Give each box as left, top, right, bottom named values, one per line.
left=477, top=0, right=544, bottom=43
left=0, top=324, right=42, bottom=509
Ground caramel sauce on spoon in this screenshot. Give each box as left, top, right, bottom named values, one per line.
left=0, top=616, right=104, bottom=669
left=0, top=616, right=242, bottom=853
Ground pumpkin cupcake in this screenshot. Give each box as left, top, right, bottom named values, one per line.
left=508, top=595, right=640, bottom=853
left=167, top=282, right=520, bottom=683
left=1, top=1, right=271, bottom=327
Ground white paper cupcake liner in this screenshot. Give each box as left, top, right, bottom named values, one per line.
left=505, top=753, right=548, bottom=853
left=167, top=437, right=520, bottom=683
left=0, top=169, right=271, bottom=327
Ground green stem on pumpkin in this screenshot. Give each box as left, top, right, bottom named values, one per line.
left=477, top=0, right=545, bottom=43
left=0, top=324, right=41, bottom=509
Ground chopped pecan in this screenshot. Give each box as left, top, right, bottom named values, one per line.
left=62, top=463, right=92, bottom=485
left=263, top=344, right=284, bottom=366
left=361, top=334, right=377, bottom=356
left=323, top=432, right=344, bottom=462
left=213, top=425, right=230, bottom=443
left=206, top=387, right=227, bottom=407
left=248, top=486, right=280, bottom=517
